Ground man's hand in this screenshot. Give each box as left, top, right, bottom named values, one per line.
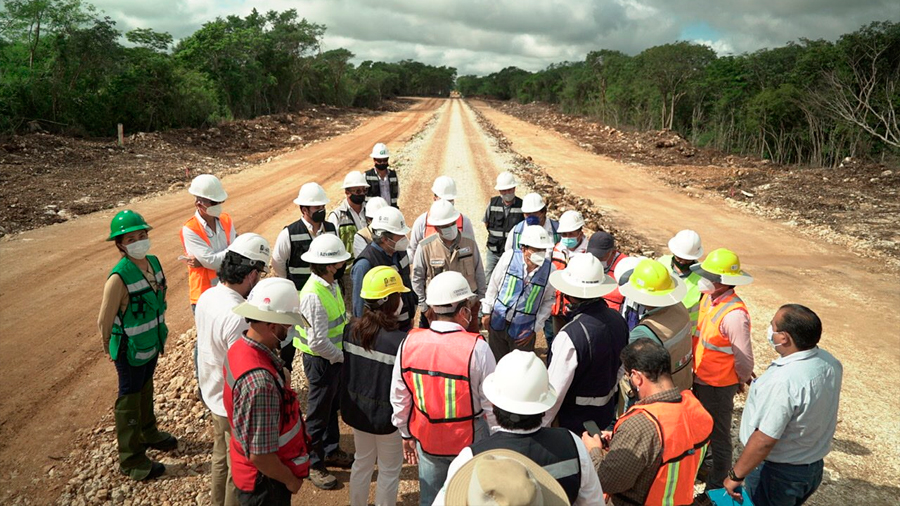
left=581, top=431, right=603, bottom=452
left=182, top=255, right=201, bottom=268
left=737, top=373, right=755, bottom=394
left=723, top=477, right=744, bottom=502
left=403, top=439, right=418, bottom=465
left=481, top=315, right=490, bottom=331
left=286, top=476, right=303, bottom=494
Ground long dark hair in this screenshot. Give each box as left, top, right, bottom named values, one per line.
left=350, top=292, right=401, bottom=351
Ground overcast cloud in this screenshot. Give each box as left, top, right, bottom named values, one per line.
left=92, top=0, right=897, bottom=76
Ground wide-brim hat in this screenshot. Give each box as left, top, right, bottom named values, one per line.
left=549, top=269, right=617, bottom=299
left=620, top=273, right=687, bottom=307
left=691, top=263, right=754, bottom=286
left=445, top=449, right=569, bottom=506
left=232, top=301, right=309, bottom=327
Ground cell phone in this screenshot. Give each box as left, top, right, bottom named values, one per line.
left=583, top=420, right=602, bottom=437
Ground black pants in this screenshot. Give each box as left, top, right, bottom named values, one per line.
left=280, top=344, right=297, bottom=371
left=302, top=353, right=343, bottom=466
left=237, top=473, right=291, bottom=506
left=113, top=349, right=158, bottom=396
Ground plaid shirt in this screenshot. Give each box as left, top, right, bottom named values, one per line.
left=231, top=334, right=286, bottom=456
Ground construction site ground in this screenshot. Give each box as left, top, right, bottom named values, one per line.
left=0, top=98, right=897, bottom=505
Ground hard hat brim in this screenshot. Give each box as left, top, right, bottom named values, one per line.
left=360, top=284, right=411, bottom=300
left=556, top=223, right=584, bottom=234
left=373, top=223, right=411, bottom=235
left=548, top=271, right=618, bottom=299
left=691, top=264, right=754, bottom=286
left=519, top=237, right=556, bottom=249
left=494, top=183, right=517, bottom=191
left=232, top=302, right=309, bottom=327
left=107, top=224, right=153, bottom=241
left=427, top=212, right=461, bottom=227
left=300, top=249, right=352, bottom=264
left=521, top=203, right=546, bottom=213
left=667, top=237, right=703, bottom=260
left=293, top=197, right=330, bottom=206
left=619, top=276, right=688, bottom=307
left=188, top=188, right=228, bottom=202
left=483, top=373, right=557, bottom=415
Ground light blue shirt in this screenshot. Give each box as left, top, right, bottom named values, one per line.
left=740, top=347, right=843, bottom=464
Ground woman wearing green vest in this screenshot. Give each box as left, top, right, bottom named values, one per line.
left=98, top=210, right=178, bottom=481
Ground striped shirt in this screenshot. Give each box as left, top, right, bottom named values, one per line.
left=231, top=334, right=285, bottom=456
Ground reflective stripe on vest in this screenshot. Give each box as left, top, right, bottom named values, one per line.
left=294, top=280, right=347, bottom=355
left=344, top=341, right=396, bottom=365
left=181, top=213, right=233, bottom=304
left=490, top=250, right=551, bottom=340
left=334, top=206, right=360, bottom=261
left=574, top=386, right=618, bottom=407
left=693, top=292, right=747, bottom=386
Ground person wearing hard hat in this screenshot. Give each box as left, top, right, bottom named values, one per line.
left=407, top=176, right=476, bottom=261
left=351, top=207, right=417, bottom=329
left=352, top=196, right=389, bottom=258
left=586, top=231, right=629, bottom=312
left=610, top=255, right=646, bottom=330
left=581, top=339, right=713, bottom=506
left=225, top=278, right=311, bottom=505
left=412, top=199, right=486, bottom=330
left=293, top=234, right=354, bottom=489
left=328, top=171, right=371, bottom=310
left=341, top=266, right=411, bottom=506
left=481, top=225, right=557, bottom=361
left=98, top=210, right=177, bottom=481
left=365, top=143, right=399, bottom=208
left=482, top=171, right=524, bottom=279
left=503, top=192, right=560, bottom=252
left=390, top=271, right=497, bottom=506
left=181, top=174, right=237, bottom=309
left=434, top=351, right=605, bottom=506
left=658, top=230, right=704, bottom=336
left=549, top=210, right=589, bottom=337
left=690, top=248, right=754, bottom=492
left=441, top=450, right=570, bottom=506
left=542, top=254, right=628, bottom=434
left=194, top=233, right=270, bottom=506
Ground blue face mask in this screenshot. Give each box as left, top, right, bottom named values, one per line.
left=525, top=215, right=540, bottom=226
left=561, top=237, right=579, bottom=249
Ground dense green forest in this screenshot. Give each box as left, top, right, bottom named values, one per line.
left=0, top=0, right=456, bottom=135
left=458, top=22, right=899, bottom=167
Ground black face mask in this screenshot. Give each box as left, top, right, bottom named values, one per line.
left=349, top=194, right=366, bottom=205
left=672, top=258, right=695, bottom=274
left=375, top=162, right=389, bottom=171
left=334, top=263, right=347, bottom=280
left=311, top=209, right=326, bottom=223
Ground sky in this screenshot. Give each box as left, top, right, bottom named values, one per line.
left=91, top=0, right=897, bottom=76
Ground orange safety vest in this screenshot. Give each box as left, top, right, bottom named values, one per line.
left=613, top=390, right=712, bottom=506
left=180, top=213, right=234, bottom=304
left=602, top=252, right=626, bottom=312
left=692, top=291, right=748, bottom=386
left=424, top=213, right=464, bottom=238
left=400, top=327, right=482, bottom=456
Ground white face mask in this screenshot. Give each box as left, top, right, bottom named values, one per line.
left=501, top=192, right=515, bottom=203
left=394, top=297, right=405, bottom=317
left=697, top=277, right=717, bottom=294
left=528, top=250, right=546, bottom=267
left=394, top=236, right=410, bottom=252
left=125, top=239, right=151, bottom=259
left=439, top=225, right=458, bottom=241
left=767, top=324, right=783, bottom=348
left=205, top=204, right=223, bottom=217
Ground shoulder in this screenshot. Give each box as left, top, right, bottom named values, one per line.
left=419, top=234, right=439, bottom=248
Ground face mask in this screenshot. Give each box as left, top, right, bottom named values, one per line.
left=439, top=225, right=458, bottom=241
left=561, top=237, right=579, bottom=250
left=458, top=305, right=472, bottom=328
left=394, top=297, right=405, bottom=317
left=125, top=239, right=151, bottom=259
left=349, top=194, right=366, bottom=205
left=205, top=204, right=223, bottom=218
left=393, top=236, right=410, bottom=252
left=334, top=262, right=347, bottom=280
left=767, top=324, right=784, bottom=348
left=311, top=209, right=326, bottom=223
left=697, top=277, right=717, bottom=294
left=525, top=215, right=540, bottom=226
left=501, top=192, right=515, bottom=203
left=375, top=162, right=389, bottom=170
left=673, top=258, right=694, bottom=273
left=528, top=250, right=546, bottom=267
left=272, top=324, right=292, bottom=344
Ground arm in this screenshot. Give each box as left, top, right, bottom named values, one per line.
left=182, top=225, right=227, bottom=270
left=412, top=247, right=428, bottom=310
left=472, top=340, right=498, bottom=430
left=534, top=263, right=557, bottom=330
left=270, top=229, right=291, bottom=278
left=629, top=324, right=662, bottom=345
left=352, top=233, right=367, bottom=258
left=462, top=216, right=476, bottom=240
left=98, top=275, right=127, bottom=357
left=390, top=344, right=413, bottom=438
left=571, top=432, right=605, bottom=506
left=473, top=247, right=486, bottom=300
left=225, top=313, right=250, bottom=348
left=250, top=453, right=302, bottom=493
left=300, top=291, right=344, bottom=363
left=504, top=227, right=515, bottom=251
left=407, top=214, right=425, bottom=260
left=724, top=430, right=779, bottom=498
left=722, top=309, right=754, bottom=384
left=542, top=332, right=578, bottom=426
left=595, top=415, right=660, bottom=495
left=351, top=259, right=371, bottom=318
left=326, top=210, right=340, bottom=230
left=481, top=252, right=508, bottom=314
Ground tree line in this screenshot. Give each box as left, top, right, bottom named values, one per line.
left=458, top=21, right=899, bottom=167
left=0, top=0, right=457, bottom=135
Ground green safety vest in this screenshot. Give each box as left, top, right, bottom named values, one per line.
left=293, top=278, right=348, bottom=356
left=109, top=255, right=168, bottom=366
left=335, top=207, right=359, bottom=264
left=659, top=254, right=702, bottom=333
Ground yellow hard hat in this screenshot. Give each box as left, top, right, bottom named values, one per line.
left=619, top=259, right=686, bottom=307
left=359, top=265, right=411, bottom=300
left=691, top=248, right=753, bottom=286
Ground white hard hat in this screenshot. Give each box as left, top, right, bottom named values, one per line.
left=549, top=253, right=617, bottom=298
left=233, top=278, right=309, bottom=326
left=613, top=256, right=645, bottom=285
left=494, top=171, right=517, bottom=191
left=372, top=207, right=410, bottom=235
left=556, top=210, right=585, bottom=234
left=189, top=174, right=228, bottom=202
left=300, top=234, right=351, bottom=264
left=425, top=271, right=475, bottom=311
left=364, top=196, right=389, bottom=219
left=342, top=171, right=368, bottom=189
left=668, top=229, right=703, bottom=260
left=521, top=193, right=546, bottom=213
left=370, top=143, right=390, bottom=159
left=427, top=199, right=461, bottom=227
left=519, top=225, right=555, bottom=249
left=483, top=350, right=558, bottom=415
left=293, top=182, right=330, bottom=206
left=431, top=176, right=458, bottom=200
left=227, top=233, right=272, bottom=267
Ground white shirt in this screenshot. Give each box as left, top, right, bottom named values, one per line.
left=375, top=170, right=392, bottom=202
left=504, top=219, right=556, bottom=252
left=542, top=330, right=580, bottom=426
left=271, top=217, right=330, bottom=278
left=352, top=228, right=372, bottom=258
left=298, top=274, right=345, bottom=364
left=407, top=211, right=476, bottom=261
left=411, top=236, right=487, bottom=310
left=481, top=250, right=556, bottom=331
left=433, top=427, right=605, bottom=506
left=390, top=321, right=497, bottom=438
left=181, top=210, right=236, bottom=271
left=327, top=199, right=366, bottom=235
left=194, top=284, right=248, bottom=417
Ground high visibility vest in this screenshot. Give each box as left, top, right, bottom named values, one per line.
left=284, top=219, right=338, bottom=290
left=659, top=254, right=702, bottom=334
left=294, top=279, right=347, bottom=355
left=365, top=168, right=399, bottom=207
left=223, top=338, right=310, bottom=491
left=638, top=304, right=694, bottom=391
left=602, top=252, right=626, bottom=312
left=331, top=202, right=361, bottom=264
left=340, top=327, right=406, bottom=435
left=490, top=250, right=551, bottom=341
left=614, top=391, right=713, bottom=506
left=693, top=291, right=748, bottom=387
left=550, top=237, right=588, bottom=317
left=180, top=213, right=233, bottom=304
left=424, top=213, right=464, bottom=238
left=108, top=255, right=168, bottom=366
left=400, top=328, right=483, bottom=456
left=419, top=234, right=480, bottom=293
left=485, top=195, right=524, bottom=254
left=509, top=219, right=560, bottom=251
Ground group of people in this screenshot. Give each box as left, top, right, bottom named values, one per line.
left=97, top=142, right=843, bottom=506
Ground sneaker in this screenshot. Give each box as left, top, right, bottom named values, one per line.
left=308, top=465, right=337, bottom=490
left=324, top=448, right=354, bottom=469
left=147, top=435, right=178, bottom=452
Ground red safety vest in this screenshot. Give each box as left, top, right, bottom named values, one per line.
left=400, top=328, right=482, bottom=456
left=614, top=390, right=713, bottom=506
left=180, top=213, right=234, bottom=304
left=693, top=291, right=748, bottom=387
left=424, top=213, right=464, bottom=238
left=602, top=252, right=626, bottom=311
left=223, top=338, right=310, bottom=491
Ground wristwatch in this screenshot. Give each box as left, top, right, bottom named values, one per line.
left=728, top=468, right=744, bottom=482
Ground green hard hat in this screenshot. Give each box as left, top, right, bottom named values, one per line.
left=107, top=210, right=152, bottom=241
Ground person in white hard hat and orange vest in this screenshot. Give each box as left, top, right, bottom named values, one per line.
left=365, top=143, right=399, bottom=208
left=658, top=230, right=704, bottom=336
left=407, top=176, right=476, bottom=261
left=481, top=225, right=557, bottom=361
left=550, top=210, right=589, bottom=337
left=293, top=234, right=354, bottom=490
left=181, top=174, right=237, bottom=310
left=390, top=271, right=497, bottom=506
left=690, top=248, right=754, bottom=492
left=482, top=171, right=524, bottom=280
left=352, top=196, right=388, bottom=258
left=586, top=231, right=629, bottom=313
left=195, top=233, right=271, bottom=506
left=225, top=278, right=312, bottom=506
left=433, top=350, right=605, bottom=506
left=328, top=171, right=370, bottom=310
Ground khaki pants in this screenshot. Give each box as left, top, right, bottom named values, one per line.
left=211, top=413, right=239, bottom=506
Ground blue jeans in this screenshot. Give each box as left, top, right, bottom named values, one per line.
left=416, top=417, right=489, bottom=506
left=302, top=354, right=343, bottom=466
left=745, top=459, right=824, bottom=506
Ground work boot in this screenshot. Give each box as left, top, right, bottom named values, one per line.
left=139, top=378, right=178, bottom=451
left=308, top=464, right=337, bottom=490
left=114, top=394, right=153, bottom=480
left=324, top=448, right=354, bottom=468
left=142, top=461, right=166, bottom=481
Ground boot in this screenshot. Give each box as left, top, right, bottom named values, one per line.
left=139, top=377, right=178, bottom=451
left=115, top=393, right=153, bottom=480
